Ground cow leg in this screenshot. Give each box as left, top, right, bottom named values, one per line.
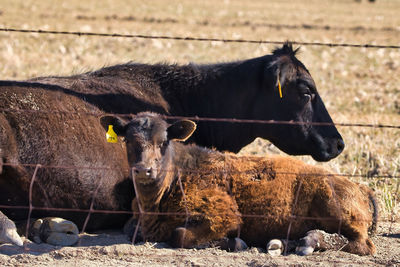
left=266, top=239, right=284, bottom=256
left=340, top=226, right=375, bottom=255
left=295, top=229, right=348, bottom=256
left=300, top=228, right=374, bottom=255
left=17, top=217, right=79, bottom=246
left=266, top=239, right=298, bottom=256
left=0, top=211, right=23, bottom=246
left=123, top=216, right=142, bottom=243
left=343, top=238, right=375, bottom=256
left=217, top=237, right=248, bottom=252
left=171, top=227, right=248, bottom=251
left=170, top=188, right=242, bottom=249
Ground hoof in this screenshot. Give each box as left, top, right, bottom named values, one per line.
left=266, top=239, right=283, bottom=256
left=123, top=216, right=142, bottom=243
left=307, top=229, right=348, bottom=252
left=219, top=237, right=248, bottom=252
left=30, top=217, right=79, bottom=246
left=171, top=227, right=189, bottom=248
left=0, top=212, right=23, bottom=246
left=295, top=231, right=321, bottom=256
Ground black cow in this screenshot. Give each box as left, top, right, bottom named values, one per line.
left=17, top=42, right=344, bottom=161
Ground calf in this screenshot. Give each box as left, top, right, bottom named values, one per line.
left=101, top=112, right=377, bottom=256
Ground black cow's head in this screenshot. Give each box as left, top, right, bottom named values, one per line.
left=253, top=43, right=344, bottom=162
left=100, top=113, right=196, bottom=183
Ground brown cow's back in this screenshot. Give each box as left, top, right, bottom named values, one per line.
left=0, top=86, right=133, bottom=229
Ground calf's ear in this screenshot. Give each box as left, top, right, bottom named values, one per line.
left=167, top=120, right=197, bottom=142
left=99, top=116, right=128, bottom=136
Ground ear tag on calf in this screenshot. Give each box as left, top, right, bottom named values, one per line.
left=106, top=125, right=118, bottom=143
left=278, top=80, right=283, bottom=98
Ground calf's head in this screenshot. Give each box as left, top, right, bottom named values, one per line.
left=100, top=113, right=196, bottom=184
left=254, top=43, right=344, bottom=161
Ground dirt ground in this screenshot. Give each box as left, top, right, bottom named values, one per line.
left=0, top=222, right=398, bottom=267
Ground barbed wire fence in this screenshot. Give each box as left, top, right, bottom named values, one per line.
left=0, top=157, right=392, bottom=256
left=0, top=110, right=398, bottom=254
left=1, top=28, right=400, bottom=49
left=0, top=25, right=399, bottom=262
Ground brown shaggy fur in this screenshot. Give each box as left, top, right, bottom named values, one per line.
left=0, top=86, right=133, bottom=230
left=105, top=112, right=377, bottom=256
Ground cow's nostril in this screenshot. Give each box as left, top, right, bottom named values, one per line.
left=337, top=139, right=345, bottom=153
left=146, top=168, right=152, bottom=176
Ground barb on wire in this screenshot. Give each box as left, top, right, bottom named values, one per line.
left=0, top=27, right=399, bottom=49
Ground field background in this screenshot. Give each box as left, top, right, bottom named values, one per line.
left=0, top=0, right=399, bottom=266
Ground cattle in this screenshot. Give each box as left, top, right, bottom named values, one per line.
left=101, top=112, right=378, bottom=256
left=14, top=42, right=343, bottom=161
left=0, top=43, right=343, bottom=246
left=0, top=86, right=133, bottom=246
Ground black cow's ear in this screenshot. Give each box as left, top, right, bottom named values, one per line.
left=273, top=64, right=284, bottom=89
left=272, top=62, right=291, bottom=99
left=100, top=116, right=128, bottom=136
left=167, top=120, right=197, bottom=142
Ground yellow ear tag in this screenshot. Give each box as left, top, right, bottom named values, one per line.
left=278, top=80, right=283, bottom=98
left=106, top=125, right=118, bottom=143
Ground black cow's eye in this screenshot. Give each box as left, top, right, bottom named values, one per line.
left=302, top=91, right=316, bottom=102
left=299, top=85, right=315, bottom=101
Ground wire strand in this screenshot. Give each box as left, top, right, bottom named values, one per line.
left=1, top=28, right=399, bottom=49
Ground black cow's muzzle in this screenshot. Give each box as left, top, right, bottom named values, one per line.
left=312, top=137, right=345, bottom=162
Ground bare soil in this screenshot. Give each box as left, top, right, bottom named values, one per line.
left=0, top=222, right=398, bottom=266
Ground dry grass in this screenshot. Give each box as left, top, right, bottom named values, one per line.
left=0, top=0, right=399, bottom=220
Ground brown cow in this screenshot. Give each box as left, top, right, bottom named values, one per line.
left=0, top=86, right=133, bottom=246
left=101, top=112, right=378, bottom=256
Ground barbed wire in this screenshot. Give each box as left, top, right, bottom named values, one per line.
left=1, top=27, right=399, bottom=49
left=161, top=115, right=400, bottom=130
left=0, top=150, right=393, bottom=258
left=1, top=108, right=400, bottom=130
left=2, top=162, right=399, bottom=180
